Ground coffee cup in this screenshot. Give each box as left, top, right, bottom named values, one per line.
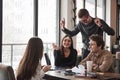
left=86, top=61, right=93, bottom=72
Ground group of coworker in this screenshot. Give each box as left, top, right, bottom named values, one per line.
left=16, top=8, right=115, bottom=80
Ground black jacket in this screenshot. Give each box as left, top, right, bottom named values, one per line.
left=54, top=49, right=77, bottom=68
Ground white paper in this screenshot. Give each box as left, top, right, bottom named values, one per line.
left=71, top=65, right=85, bottom=74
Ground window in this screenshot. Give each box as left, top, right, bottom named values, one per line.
left=2, top=0, right=34, bottom=70
left=38, top=0, right=57, bottom=65
left=85, top=0, right=95, bottom=17
left=76, top=0, right=83, bottom=56
left=97, top=0, right=104, bottom=19
left=2, top=0, right=58, bottom=70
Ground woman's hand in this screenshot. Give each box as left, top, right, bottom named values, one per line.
left=42, top=65, right=51, bottom=72
left=92, top=63, right=99, bottom=70
left=52, top=43, right=58, bottom=50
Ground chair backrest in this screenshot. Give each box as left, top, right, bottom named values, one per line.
left=115, top=59, right=120, bottom=73
left=44, top=53, right=51, bottom=65
left=0, top=64, right=16, bottom=80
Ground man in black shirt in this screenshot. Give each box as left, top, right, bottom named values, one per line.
left=60, top=8, right=115, bottom=59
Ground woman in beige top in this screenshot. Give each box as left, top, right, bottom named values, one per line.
left=80, top=34, right=113, bottom=72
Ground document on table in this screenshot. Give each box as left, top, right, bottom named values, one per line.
left=71, top=65, right=85, bottom=74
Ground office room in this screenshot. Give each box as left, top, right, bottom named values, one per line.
left=0, top=0, right=120, bottom=80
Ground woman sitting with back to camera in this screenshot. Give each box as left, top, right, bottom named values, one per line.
left=16, top=37, right=51, bottom=80
left=52, top=35, right=77, bottom=68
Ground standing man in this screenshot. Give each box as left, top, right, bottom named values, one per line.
left=60, top=8, right=115, bottom=59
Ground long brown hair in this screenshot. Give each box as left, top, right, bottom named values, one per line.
left=17, top=37, right=43, bottom=80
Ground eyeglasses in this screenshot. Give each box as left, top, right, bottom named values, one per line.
left=80, top=16, right=88, bottom=23
left=79, top=16, right=91, bottom=24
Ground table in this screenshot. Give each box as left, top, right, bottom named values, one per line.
left=43, top=70, right=97, bottom=80
left=43, top=70, right=120, bottom=80
left=96, top=72, right=120, bottom=79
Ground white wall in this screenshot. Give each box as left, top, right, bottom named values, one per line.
left=105, top=0, right=111, bottom=50
left=60, top=0, right=76, bottom=48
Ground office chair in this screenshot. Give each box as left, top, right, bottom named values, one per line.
left=0, top=64, right=16, bottom=80
left=44, top=53, right=51, bottom=65
left=115, top=59, right=120, bottom=73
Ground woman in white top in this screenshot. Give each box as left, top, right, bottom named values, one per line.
left=16, top=37, right=51, bottom=80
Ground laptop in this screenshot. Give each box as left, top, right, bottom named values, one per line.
left=44, top=53, right=51, bottom=65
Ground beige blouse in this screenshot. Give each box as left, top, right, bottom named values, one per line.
left=80, top=50, right=113, bottom=72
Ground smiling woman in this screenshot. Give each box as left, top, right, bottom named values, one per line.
left=52, top=35, right=77, bottom=68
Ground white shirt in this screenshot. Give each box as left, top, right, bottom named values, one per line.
left=31, top=64, right=45, bottom=80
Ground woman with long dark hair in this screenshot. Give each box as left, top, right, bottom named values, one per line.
left=52, top=35, right=77, bottom=68
left=17, top=37, right=51, bottom=80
